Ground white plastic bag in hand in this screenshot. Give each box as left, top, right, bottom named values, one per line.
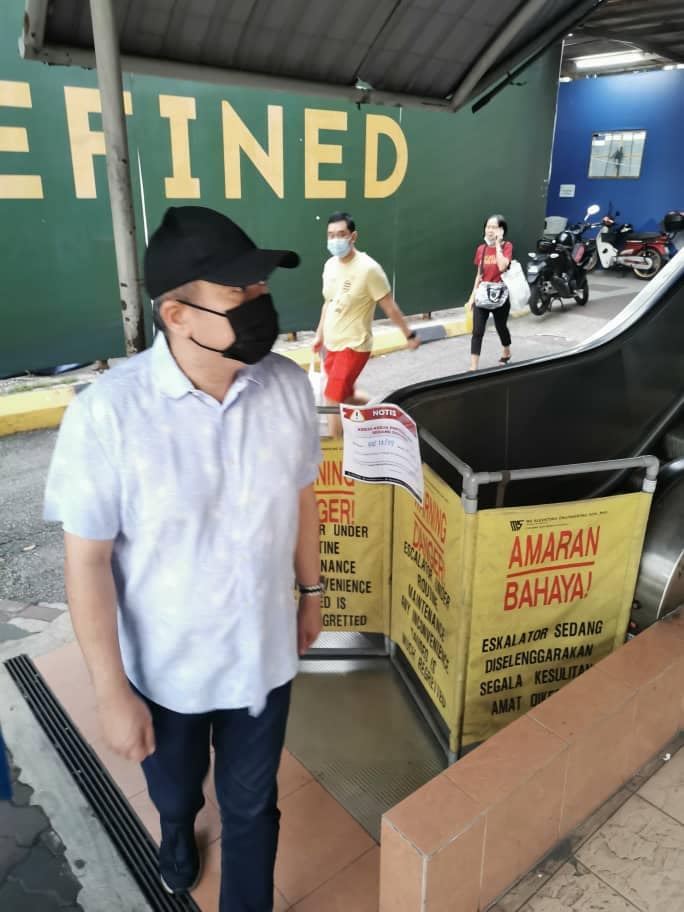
left=308, top=361, right=325, bottom=406
left=502, top=260, right=531, bottom=311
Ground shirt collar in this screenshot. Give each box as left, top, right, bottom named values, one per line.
left=151, top=333, right=265, bottom=400
left=151, top=333, right=195, bottom=399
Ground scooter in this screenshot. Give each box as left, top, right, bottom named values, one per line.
left=663, top=210, right=684, bottom=253
left=526, top=204, right=598, bottom=315
left=565, top=214, right=602, bottom=271
left=596, top=209, right=670, bottom=280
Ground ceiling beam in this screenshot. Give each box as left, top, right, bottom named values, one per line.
left=17, top=41, right=455, bottom=111
left=469, top=0, right=601, bottom=105
left=576, top=26, right=681, bottom=62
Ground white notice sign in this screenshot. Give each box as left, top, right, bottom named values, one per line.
left=341, top=403, right=424, bottom=505
left=559, top=183, right=576, bottom=198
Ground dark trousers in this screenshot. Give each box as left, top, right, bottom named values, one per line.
left=139, top=682, right=292, bottom=912
left=471, top=301, right=511, bottom=355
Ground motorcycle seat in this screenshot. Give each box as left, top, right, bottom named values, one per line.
left=626, top=231, right=661, bottom=240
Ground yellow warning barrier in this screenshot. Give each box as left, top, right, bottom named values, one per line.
left=391, top=467, right=465, bottom=742
left=314, top=438, right=653, bottom=756
left=460, top=492, right=652, bottom=746
left=315, top=439, right=392, bottom=635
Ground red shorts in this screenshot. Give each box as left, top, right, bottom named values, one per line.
left=323, top=348, right=371, bottom=403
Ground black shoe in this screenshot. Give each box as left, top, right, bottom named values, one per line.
left=159, top=819, right=201, bottom=894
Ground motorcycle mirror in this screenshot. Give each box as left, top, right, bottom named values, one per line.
left=586, top=204, right=600, bottom=216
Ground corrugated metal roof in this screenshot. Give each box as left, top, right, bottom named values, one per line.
left=19, top=0, right=599, bottom=111
left=563, top=0, right=684, bottom=75
left=18, top=0, right=684, bottom=111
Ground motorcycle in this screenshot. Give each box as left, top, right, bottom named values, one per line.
left=596, top=208, right=670, bottom=280
left=565, top=215, right=602, bottom=271
left=525, top=204, right=598, bottom=315
left=663, top=210, right=684, bottom=253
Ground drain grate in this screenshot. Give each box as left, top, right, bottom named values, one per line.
left=4, top=654, right=201, bottom=912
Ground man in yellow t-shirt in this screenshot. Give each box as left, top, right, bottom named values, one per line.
left=312, top=211, right=420, bottom=436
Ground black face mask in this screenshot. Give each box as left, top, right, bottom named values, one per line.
left=181, top=293, right=280, bottom=364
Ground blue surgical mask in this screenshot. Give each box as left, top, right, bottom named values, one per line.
left=327, top=237, right=352, bottom=258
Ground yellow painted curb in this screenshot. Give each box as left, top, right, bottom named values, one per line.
left=0, top=386, right=75, bottom=437
left=284, top=348, right=314, bottom=369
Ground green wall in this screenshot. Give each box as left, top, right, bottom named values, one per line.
left=0, top=0, right=560, bottom=376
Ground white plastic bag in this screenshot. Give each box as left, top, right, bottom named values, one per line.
left=501, top=259, right=531, bottom=311
left=308, top=362, right=321, bottom=405
left=308, top=361, right=324, bottom=406
left=308, top=361, right=329, bottom=435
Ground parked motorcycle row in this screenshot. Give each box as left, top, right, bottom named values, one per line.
left=525, top=205, right=684, bottom=316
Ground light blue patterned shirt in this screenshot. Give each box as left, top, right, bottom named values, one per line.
left=44, top=334, right=321, bottom=715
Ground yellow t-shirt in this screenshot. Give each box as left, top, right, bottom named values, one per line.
left=322, top=251, right=391, bottom=352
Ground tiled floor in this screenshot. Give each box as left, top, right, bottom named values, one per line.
left=33, top=640, right=380, bottom=911
left=30, top=639, right=684, bottom=912
left=493, top=745, right=684, bottom=912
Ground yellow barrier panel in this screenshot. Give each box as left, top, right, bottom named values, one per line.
left=461, top=492, right=652, bottom=746
left=315, top=438, right=392, bottom=634
left=391, top=466, right=465, bottom=742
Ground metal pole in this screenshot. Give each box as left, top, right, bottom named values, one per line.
left=89, top=0, right=145, bottom=356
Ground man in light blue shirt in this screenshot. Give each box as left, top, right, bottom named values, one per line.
left=44, top=206, right=323, bottom=911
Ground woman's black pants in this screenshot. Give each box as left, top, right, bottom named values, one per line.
left=471, top=301, right=511, bottom=355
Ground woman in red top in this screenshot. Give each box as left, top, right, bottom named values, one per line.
left=465, top=214, right=513, bottom=371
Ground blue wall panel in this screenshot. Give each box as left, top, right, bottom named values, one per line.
left=547, top=70, right=684, bottom=232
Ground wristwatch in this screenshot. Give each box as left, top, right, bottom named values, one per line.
left=406, top=331, right=417, bottom=340
left=298, top=581, right=325, bottom=597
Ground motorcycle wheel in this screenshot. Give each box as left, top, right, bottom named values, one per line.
left=573, top=275, right=589, bottom=306
left=632, top=246, right=663, bottom=280
left=584, top=250, right=599, bottom=271
left=528, top=283, right=550, bottom=316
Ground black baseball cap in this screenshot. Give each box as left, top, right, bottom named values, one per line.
left=144, top=206, right=300, bottom=298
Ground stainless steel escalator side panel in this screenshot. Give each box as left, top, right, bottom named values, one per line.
left=634, top=473, right=684, bottom=627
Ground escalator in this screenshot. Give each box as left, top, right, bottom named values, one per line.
left=289, top=254, right=684, bottom=840
left=388, top=249, right=684, bottom=628
left=389, top=253, right=684, bottom=509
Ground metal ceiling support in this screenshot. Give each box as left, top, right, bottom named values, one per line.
left=89, top=0, right=145, bottom=356
left=17, top=42, right=452, bottom=111
left=589, top=2, right=684, bottom=30
left=577, top=27, right=680, bottom=63
left=447, top=0, right=549, bottom=111
left=468, top=0, right=602, bottom=111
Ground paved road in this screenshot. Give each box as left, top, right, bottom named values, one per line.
left=0, top=273, right=642, bottom=605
